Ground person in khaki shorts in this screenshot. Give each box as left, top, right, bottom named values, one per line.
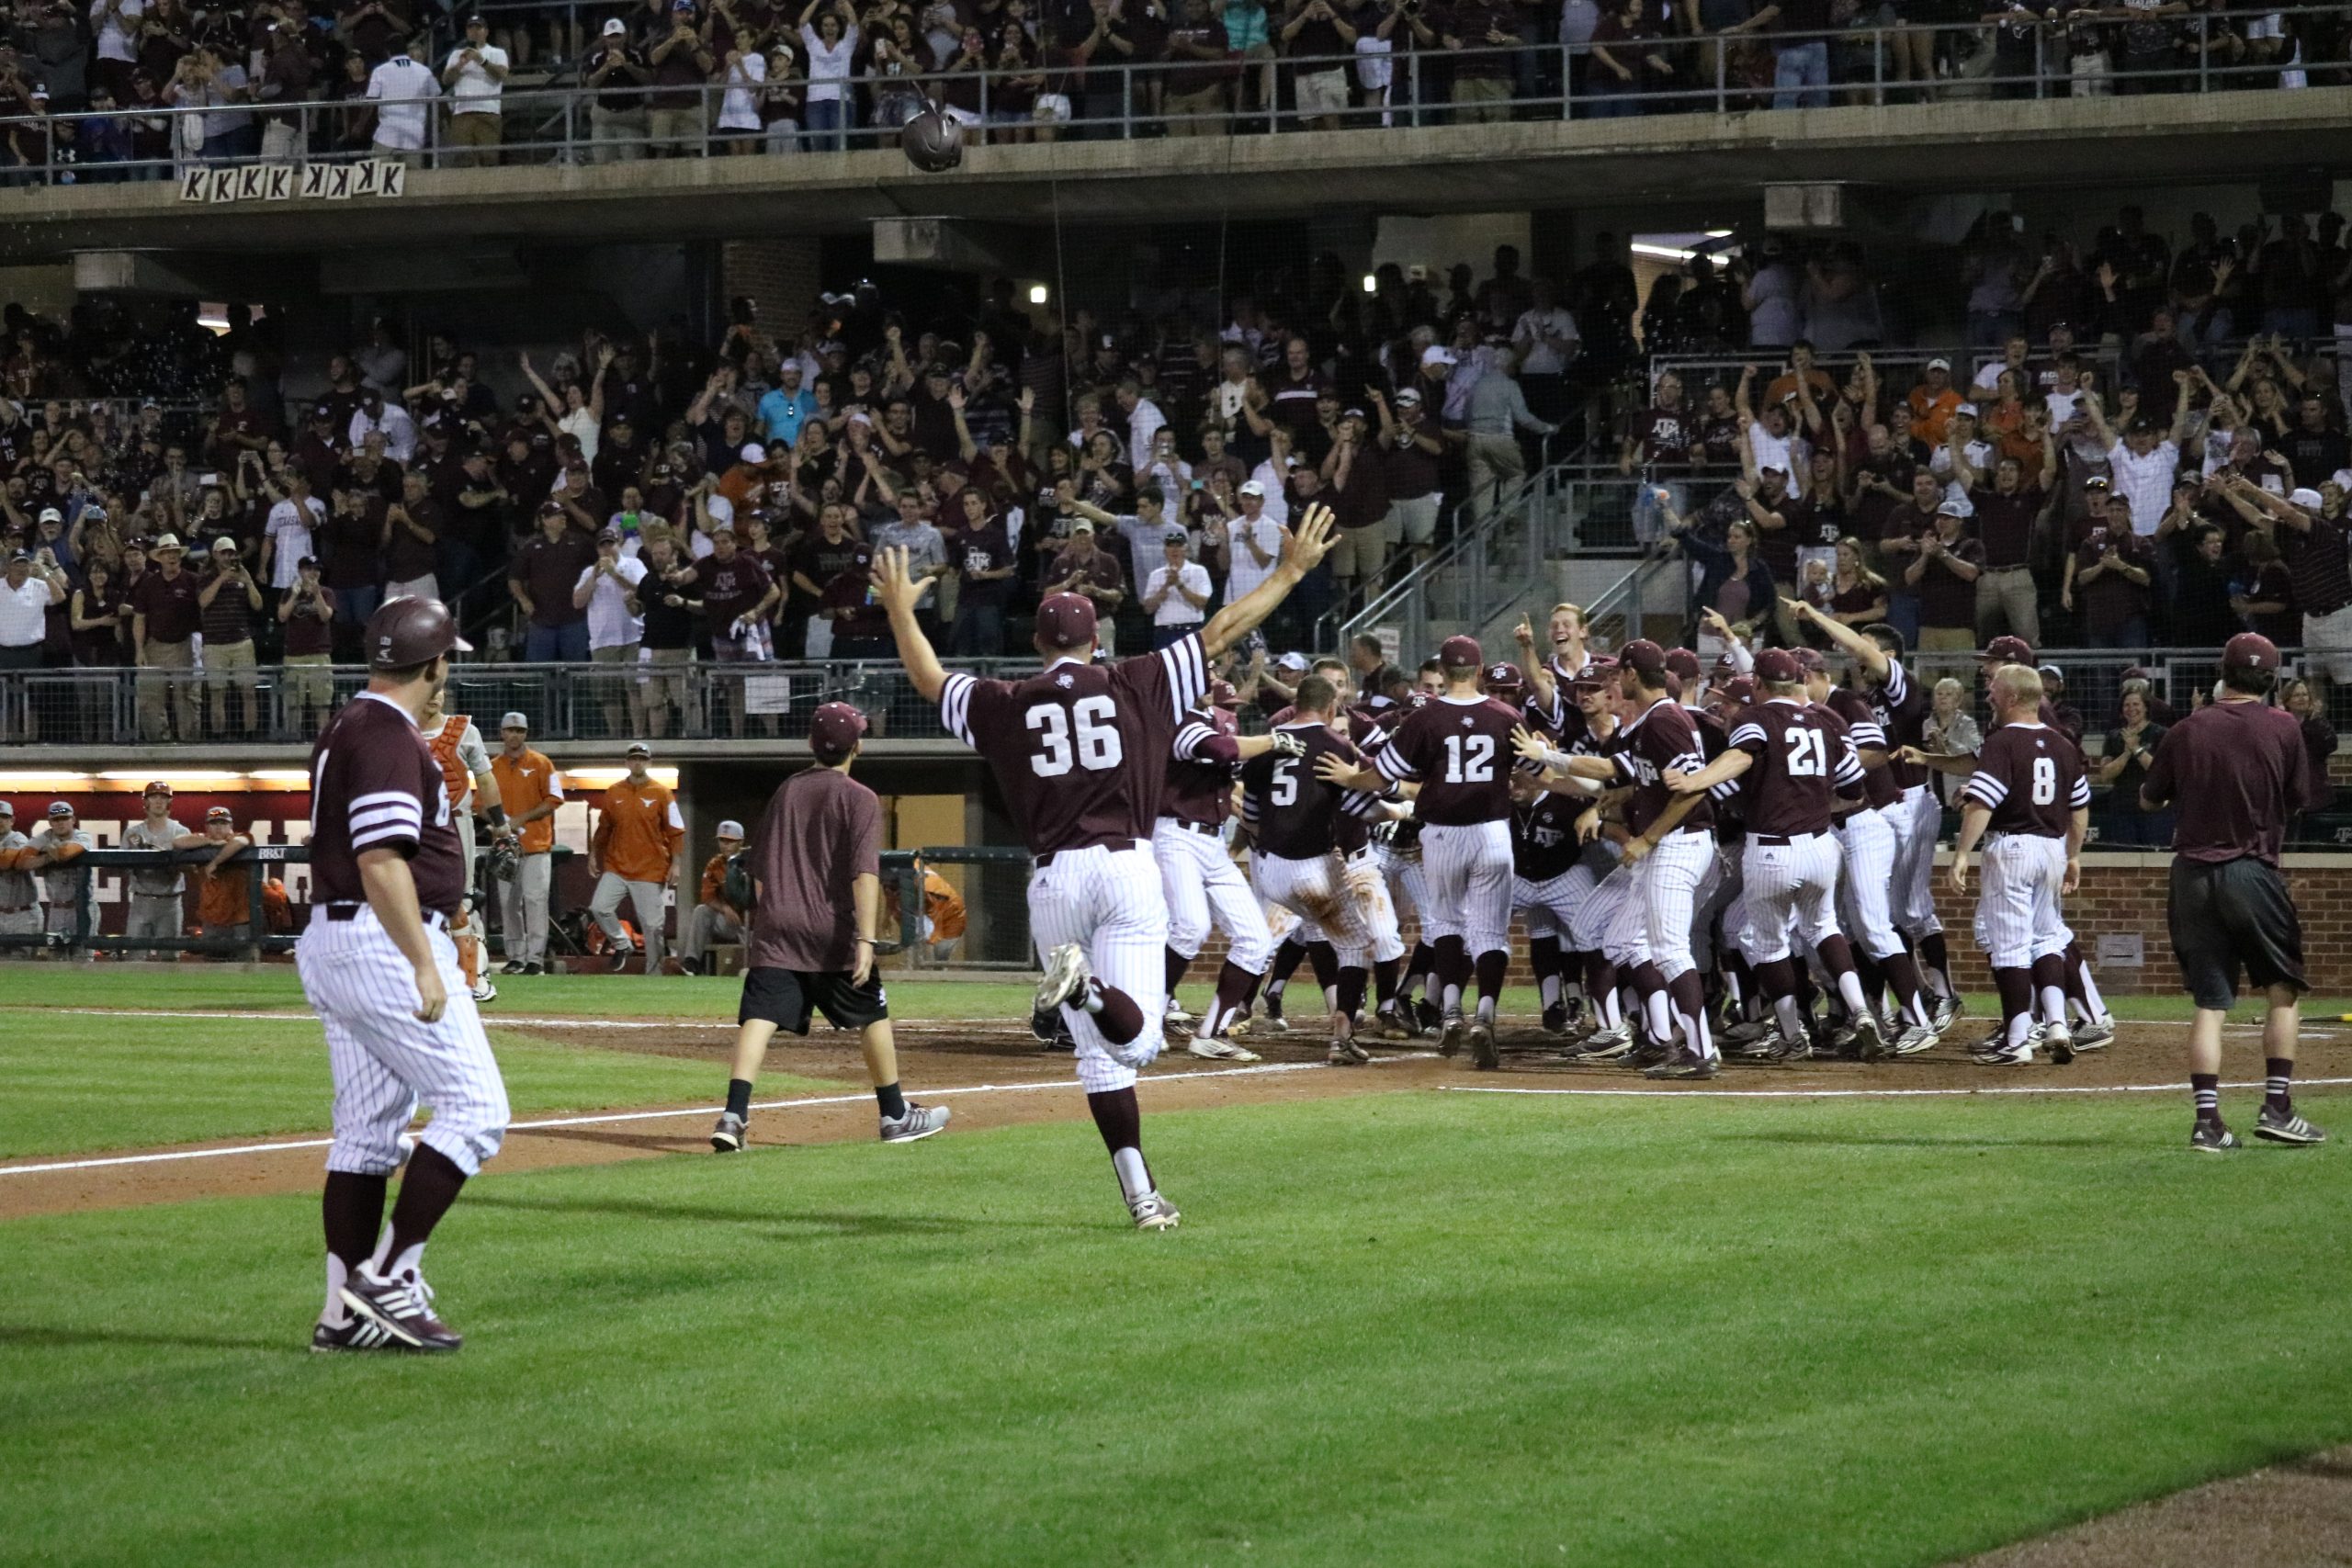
left=678, top=818, right=746, bottom=976
left=121, top=780, right=205, bottom=959
left=277, top=558, right=338, bottom=734
left=440, top=14, right=509, bottom=166
left=0, top=801, right=39, bottom=953
left=588, top=741, right=684, bottom=974
left=131, top=534, right=202, bottom=742
left=198, top=536, right=265, bottom=739
left=491, top=713, right=563, bottom=975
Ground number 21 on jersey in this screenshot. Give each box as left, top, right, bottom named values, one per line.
left=1028, top=696, right=1125, bottom=777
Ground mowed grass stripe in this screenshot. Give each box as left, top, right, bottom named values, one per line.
left=4, top=1091, right=2350, bottom=1566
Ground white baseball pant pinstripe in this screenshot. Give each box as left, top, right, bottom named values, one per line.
left=1635, top=829, right=1720, bottom=981
left=1515, top=863, right=1599, bottom=943
left=299, top=907, right=510, bottom=1178
left=1152, top=818, right=1275, bottom=972
left=1973, top=833, right=2071, bottom=968
left=1834, top=807, right=1904, bottom=960
left=1583, top=861, right=1636, bottom=959
left=1379, top=847, right=1426, bottom=926
left=1418, top=819, right=1515, bottom=954
left=1342, top=847, right=1406, bottom=964
left=1252, top=850, right=1374, bottom=968
left=1029, top=844, right=1170, bottom=1093
left=1690, top=843, right=1741, bottom=976
left=1891, top=784, right=1945, bottom=937
left=1738, top=831, right=1845, bottom=965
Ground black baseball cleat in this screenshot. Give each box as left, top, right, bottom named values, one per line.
left=1414, top=998, right=1443, bottom=1035
left=500, top=960, right=526, bottom=976
left=675, top=956, right=702, bottom=976
left=311, top=1314, right=401, bottom=1353
left=2188, top=1121, right=2241, bottom=1153
left=1644, top=1053, right=1720, bottom=1080
left=1541, top=1002, right=1569, bottom=1036
left=522, top=962, right=544, bottom=976
left=2254, top=1105, right=2327, bottom=1145
left=604, top=949, right=635, bottom=974
left=340, top=1267, right=462, bottom=1352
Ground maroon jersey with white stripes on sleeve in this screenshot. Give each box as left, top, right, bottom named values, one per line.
left=1374, top=694, right=1520, bottom=825
left=1826, top=686, right=1900, bottom=809
left=1605, top=695, right=1715, bottom=839
left=1162, top=705, right=1242, bottom=829
left=1962, top=721, right=2089, bottom=838
left=941, top=634, right=1210, bottom=854
left=306, top=690, right=467, bottom=919
left=1241, top=723, right=1384, bottom=858
left=1869, top=656, right=1931, bottom=791
left=1728, top=698, right=1866, bottom=838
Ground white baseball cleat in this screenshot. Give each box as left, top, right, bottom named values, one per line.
left=470, top=981, right=497, bottom=1004
left=1968, top=1038, right=2035, bottom=1066
left=1187, top=1035, right=1261, bottom=1062
left=2041, top=1021, right=2075, bottom=1066
left=1163, top=999, right=1197, bottom=1030
left=1035, top=943, right=1091, bottom=1015
left=1890, top=1023, right=1939, bottom=1056
left=1328, top=1037, right=1372, bottom=1066
left=1129, top=1190, right=1182, bottom=1230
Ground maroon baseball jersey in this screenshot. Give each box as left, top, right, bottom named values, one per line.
left=2141, top=699, right=2312, bottom=866
left=1962, top=722, right=2091, bottom=837
left=1374, top=694, right=1520, bottom=826
left=305, top=691, right=466, bottom=919
left=941, top=635, right=1208, bottom=854
left=1825, top=686, right=1899, bottom=809
left=1512, top=791, right=1585, bottom=881
left=1605, top=696, right=1715, bottom=839
left=1241, top=723, right=1382, bottom=859
left=1728, top=699, right=1866, bottom=837
left=1868, top=656, right=1930, bottom=790
left=1163, top=706, right=1242, bottom=829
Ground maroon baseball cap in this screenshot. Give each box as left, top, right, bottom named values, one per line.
left=1205, top=678, right=1240, bottom=710
left=1570, top=655, right=1617, bottom=690
left=2222, top=632, right=2280, bottom=671
left=1662, top=671, right=1684, bottom=701
left=1980, top=635, right=2034, bottom=665
left=1665, top=647, right=1702, bottom=682
left=1620, top=638, right=1668, bottom=678
left=1753, top=648, right=1802, bottom=684
left=808, top=701, right=869, bottom=761
left=1719, top=673, right=1759, bottom=707
left=1438, top=634, right=1483, bottom=669
left=1792, top=647, right=1826, bottom=674
left=1483, top=660, right=1523, bottom=694
left=1036, top=592, right=1099, bottom=650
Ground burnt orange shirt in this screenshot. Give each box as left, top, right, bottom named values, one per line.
left=198, top=861, right=250, bottom=927
left=592, top=778, right=684, bottom=883
left=492, top=748, right=563, bottom=854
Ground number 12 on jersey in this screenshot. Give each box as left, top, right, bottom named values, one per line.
left=1443, top=732, right=1495, bottom=784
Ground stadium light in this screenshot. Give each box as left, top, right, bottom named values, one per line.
left=1362, top=275, right=1377, bottom=294
left=1028, top=284, right=1048, bottom=305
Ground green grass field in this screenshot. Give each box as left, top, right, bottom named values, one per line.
left=6, top=1089, right=2352, bottom=1565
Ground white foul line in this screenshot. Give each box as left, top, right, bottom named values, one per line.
left=0, top=1054, right=1421, bottom=1179
left=1445, top=1076, right=2352, bottom=1100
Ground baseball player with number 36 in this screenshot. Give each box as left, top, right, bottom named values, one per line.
left=871, top=504, right=1336, bottom=1230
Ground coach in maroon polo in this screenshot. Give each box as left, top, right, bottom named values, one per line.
left=2140, top=632, right=2325, bottom=1152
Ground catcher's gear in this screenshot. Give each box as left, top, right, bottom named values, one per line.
left=484, top=840, right=519, bottom=884
left=722, top=849, right=753, bottom=913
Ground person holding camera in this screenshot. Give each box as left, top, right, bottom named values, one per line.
left=441, top=14, right=509, bottom=166
left=277, top=556, right=337, bottom=733
left=1279, top=0, right=1356, bottom=129
left=198, top=536, right=265, bottom=739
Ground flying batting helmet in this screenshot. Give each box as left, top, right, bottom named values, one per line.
left=900, top=104, right=964, bottom=173
left=368, top=595, right=470, bottom=670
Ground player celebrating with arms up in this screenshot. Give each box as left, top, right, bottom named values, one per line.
left=869, top=504, right=1337, bottom=1230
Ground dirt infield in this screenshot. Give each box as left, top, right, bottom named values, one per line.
left=5, top=1012, right=2346, bottom=1223
left=1960, top=1445, right=2352, bottom=1566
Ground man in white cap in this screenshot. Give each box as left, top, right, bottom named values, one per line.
left=0, top=801, right=38, bottom=955
left=678, top=819, right=747, bottom=976
left=587, top=740, right=682, bottom=974
left=490, top=711, right=562, bottom=974
left=1218, top=479, right=1285, bottom=609
left=585, top=17, right=651, bottom=162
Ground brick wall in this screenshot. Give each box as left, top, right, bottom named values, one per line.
left=720, top=239, right=823, bottom=335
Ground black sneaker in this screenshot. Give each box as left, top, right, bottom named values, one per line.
left=340, top=1266, right=462, bottom=1352
left=2189, top=1121, right=2241, bottom=1153
left=1414, top=998, right=1443, bottom=1035
left=2255, top=1104, right=2327, bottom=1145
left=605, top=949, right=635, bottom=974
left=676, top=956, right=702, bottom=976
left=311, top=1314, right=401, bottom=1353
left=1541, top=1001, right=1568, bottom=1036
left=500, top=960, right=526, bottom=976
left=522, top=962, right=544, bottom=976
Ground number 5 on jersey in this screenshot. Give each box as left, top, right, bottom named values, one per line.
left=1029, top=696, right=1125, bottom=777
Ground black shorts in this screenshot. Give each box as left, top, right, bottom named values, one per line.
left=2168, top=856, right=2307, bottom=1011
left=738, top=966, right=890, bottom=1034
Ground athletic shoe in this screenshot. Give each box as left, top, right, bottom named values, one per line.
left=1235, top=1011, right=1289, bottom=1038
left=1643, top=1053, right=1719, bottom=1080
left=2041, top=1021, right=2075, bottom=1066
left=1414, top=998, right=1443, bottom=1035
left=470, top=981, right=497, bottom=1005
left=1164, top=1000, right=1197, bottom=1031
left=1968, top=1039, right=2034, bottom=1066
left=1187, top=1035, right=1261, bottom=1062
left=1467, top=1019, right=1498, bottom=1071
left=1767, top=1032, right=1813, bottom=1064
left=1827, top=1022, right=1859, bottom=1058
left=1035, top=942, right=1091, bottom=1015
left=880, top=1103, right=951, bottom=1144
left=1726, top=1031, right=1781, bottom=1062
left=1328, top=1038, right=1372, bottom=1066
left=2073, top=1017, right=2115, bottom=1052
left=603, top=948, right=635, bottom=974
left=1367, top=1008, right=1417, bottom=1043
left=1541, top=1002, right=1569, bottom=1036
left=1718, top=1018, right=1770, bottom=1048
left=2254, top=1105, right=2327, bottom=1145
left=522, top=962, right=544, bottom=976
left=2189, top=1121, right=2241, bottom=1153
left=311, top=1314, right=401, bottom=1354
left=499, top=959, right=526, bottom=976
left=340, top=1266, right=461, bottom=1352
left=710, top=1111, right=747, bottom=1152
left=1890, top=1023, right=1939, bottom=1057
left=1930, top=991, right=1962, bottom=1033
left=1129, top=1190, right=1182, bottom=1231
left=1575, top=1024, right=1635, bottom=1062
left=1849, top=1012, right=1887, bottom=1063
left=675, top=956, right=703, bottom=976
left=1437, top=1011, right=1466, bottom=1057
left=1630, top=1037, right=1669, bottom=1068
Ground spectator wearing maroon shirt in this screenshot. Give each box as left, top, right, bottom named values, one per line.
left=1905, top=497, right=1984, bottom=653
left=1950, top=434, right=2052, bottom=647
left=198, top=536, right=264, bottom=739
left=1161, top=0, right=1231, bottom=133
left=2064, top=504, right=2154, bottom=649
left=278, top=558, right=337, bottom=732
left=1045, top=519, right=1128, bottom=653
left=1734, top=463, right=1804, bottom=645
left=509, top=502, right=599, bottom=662
left=820, top=543, right=889, bottom=657
left=1321, top=407, right=1390, bottom=599
left=645, top=0, right=716, bottom=154
left=1441, top=0, right=1516, bottom=120
left=383, top=471, right=445, bottom=605
left=1623, top=370, right=1696, bottom=542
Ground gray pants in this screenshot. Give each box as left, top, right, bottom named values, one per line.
left=1974, top=564, right=2040, bottom=648
left=680, top=902, right=741, bottom=964
left=45, top=894, right=96, bottom=961
left=589, top=642, right=645, bottom=739
left=0, top=905, right=38, bottom=953
left=502, top=850, right=551, bottom=965
left=591, top=871, right=667, bottom=969
left=124, top=891, right=186, bottom=956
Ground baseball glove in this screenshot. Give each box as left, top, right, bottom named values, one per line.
left=722, top=850, right=753, bottom=913
left=44, top=840, right=85, bottom=863
left=484, top=840, right=519, bottom=884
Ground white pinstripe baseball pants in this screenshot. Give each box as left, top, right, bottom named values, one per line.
left=1738, top=831, right=1844, bottom=965
left=1973, top=833, right=2070, bottom=969
left=299, top=907, right=510, bottom=1179
left=1634, top=829, right=1720, bottom=981
left=1152, top=819, right=1275, bottom=972
left=1380, top=848, right=1426, bottom=930
left=1342, top=848, right=1406, bottom=964
left=1834, top=807, right=1903, bottom=960
left=1890, top=784, right=1945, bottom=938
left=1029, top=844, right=1170, bottom=1093
left=1419, top=819, right=1515, bottom=954
left=1252, top=850, right=1374, bottom=969
left=1515, top=863, right=1599, bottom=944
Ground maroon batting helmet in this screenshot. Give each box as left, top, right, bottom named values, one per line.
left=367, top=595, right=470, bottom=670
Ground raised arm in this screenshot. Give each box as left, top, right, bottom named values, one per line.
left=870, top=545, right=950, bottom=703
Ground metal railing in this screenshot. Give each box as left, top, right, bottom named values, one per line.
left=0, top=16, right=2332, bottom=185
left=3, top=842, right=306, bottom=961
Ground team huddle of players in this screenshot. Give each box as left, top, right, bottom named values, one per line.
left=1151, top=602, right=2117, bottom=1079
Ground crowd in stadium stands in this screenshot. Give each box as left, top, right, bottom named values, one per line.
left=0, top=0, right=2343, bottom=177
